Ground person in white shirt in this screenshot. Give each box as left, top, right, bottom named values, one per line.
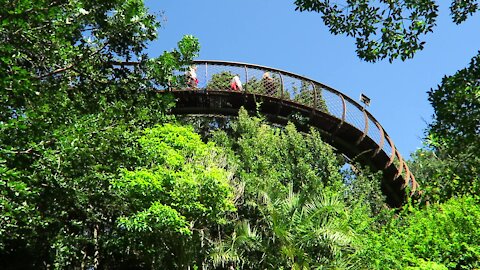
left=185, top=65, right=198, bottom=88
left=230, top=75, right=243, bottom=91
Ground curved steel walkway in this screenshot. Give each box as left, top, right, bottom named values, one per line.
left=163, top=60, right=418, bottom=207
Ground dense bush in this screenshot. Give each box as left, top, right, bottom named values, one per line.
left=357, top=196, right=480, bottom=269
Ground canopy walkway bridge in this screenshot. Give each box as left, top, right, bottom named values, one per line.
left=161, top=60, right=417, bottom=207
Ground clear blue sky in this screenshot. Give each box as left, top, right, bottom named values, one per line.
left=144, top=0, right=479, bottom=157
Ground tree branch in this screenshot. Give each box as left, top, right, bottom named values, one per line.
left=36, top=43, right=109, bottom=79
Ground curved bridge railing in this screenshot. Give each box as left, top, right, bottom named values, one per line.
left=160, top=60, right=417, bottom=205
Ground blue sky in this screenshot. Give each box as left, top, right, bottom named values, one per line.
left=144, top=0, right=479, bottom=157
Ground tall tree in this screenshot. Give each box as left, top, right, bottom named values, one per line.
left=0, top=0, right=200, bottom=268
left=409, top=52, right=480, bottom=202
left=428, top=52, right=480, bottom=158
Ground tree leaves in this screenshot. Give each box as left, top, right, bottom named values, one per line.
left=294, top=0, right=480, bottom=62
left=357, top=197, right=480, bottom=269
left=208, top=109, right=367, bottom=269
left=0, top=0, right=200, bottom=267
left=451, top=0, right=480, bottom=24
left=428, top=51, right=480, bottom=153
left=411, top=51, right=480, bottom=202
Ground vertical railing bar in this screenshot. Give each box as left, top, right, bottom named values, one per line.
left=244, top=65, right=248, bottom=93
left=333, top=93, right=347, bottom=134
left=395, top=152, right=405, bottom=181
left=311, top=82, right=317, bottom=110
left=205, top=62, right=208, bottom=91
left=356, top=108, right=369, bottom=145
left=404, top=163, right=411, bottom=188
left=385, top=135, right=396, bottom=169
left=280, top=73, right=284, bottom=99
left=410, top=174, right=418, bottom=193
left=373, top=121, right=385, bottom=157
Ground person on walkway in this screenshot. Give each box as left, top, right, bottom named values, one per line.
left=230, top=75, right=243, bottom=91
left=262, top=72, right=275, bottom=95
left=185, top=65, right=198, bottom=88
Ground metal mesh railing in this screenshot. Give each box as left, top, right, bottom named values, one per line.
left=166, top=60, right=415, bottom=190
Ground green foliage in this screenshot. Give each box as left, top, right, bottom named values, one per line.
left=207, top=71, right=236, bottom=90
left=0, top=160, right=39, bottom=252
left=148, top=35, right=200, bottom=87
left=0, top=0, right=201, bottom=268
left=118, top=202, right=191, bottom=235
left=294, top=0, right=439, bottom=62
left=409, top=148, right=479, bottom=203
left=294, top=1, right=479, bottom=62
left=209, top=109, right=373, bottom=269
left=357, top=196, right=480, bottom=269
left=15, top=113, right=144, bottom=268
left=342, top=164, right=387, bottom=217
left=290, top=80, right=329, bottom=113
left=0, top=114, right=236, bottom=268
left=114, top=124, right=236, bottom=226
left=405, top=260, right=448, bottom=270
left=215, top=109, right=344, bottom=196
left=0, top=0, right=199, bottom=147
left=451, top=0, right=480, bottom=24
left=111, top=124, right=235, bottom=268
left=408, top=51, right=480, bottom=202
left=428, top=52, right=480, bottom=155
left=428, top=51, right=480, bottom=160
left=291, top=80, right=314, bottom=105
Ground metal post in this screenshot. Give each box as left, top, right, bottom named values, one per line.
left=395, top=153, right=404, bottom=180
left=279, top=73, right=284, bottom=99
left=356, top=108, right=369, bottom=145
left=205, top=62, right=208, bottom=91
left=244, top=65, right=248, bottom=93
left=385, top=135, right=396, bottom=169
left=333, top=93, right=347, bottom=133
left=373, top=121, right=385, bottom=157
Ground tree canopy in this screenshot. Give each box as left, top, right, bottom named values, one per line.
left=294, top=0, right=479, bottom=62
left=428, top=52, right=480, bottom=156
left=408, top=52, right=480, bottom=203
left=0, top=0, right=199, bottom=268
